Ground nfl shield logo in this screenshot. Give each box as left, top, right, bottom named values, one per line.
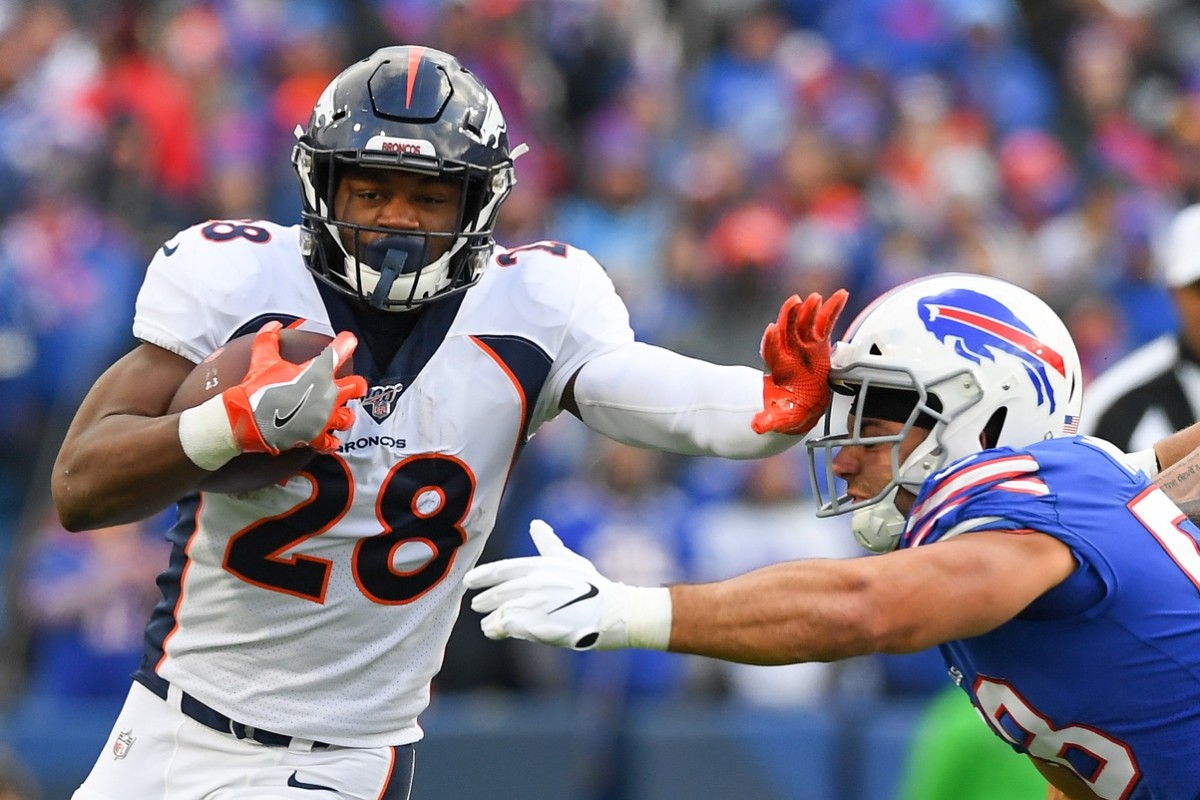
left=113, top=729, right=136, bottom=760
left=361, top=382, right=405, bottom=422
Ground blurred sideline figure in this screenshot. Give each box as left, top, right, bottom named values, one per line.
left=1081, top=203, right=1200, bottom=453
left=18, top=511, right=166, bottom=702
left=0, top=747, right=39, bottom=800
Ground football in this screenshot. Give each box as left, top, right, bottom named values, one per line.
left=168, top=328, right=351, bottom=494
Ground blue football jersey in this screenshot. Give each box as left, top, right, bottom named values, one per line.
left=901, top=436, right=1200, bottom=799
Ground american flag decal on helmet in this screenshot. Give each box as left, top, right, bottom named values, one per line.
left=1063, top=414, right=1079, bottom=435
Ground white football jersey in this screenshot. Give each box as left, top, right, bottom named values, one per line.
left=131, top=221, right=633, bottom=746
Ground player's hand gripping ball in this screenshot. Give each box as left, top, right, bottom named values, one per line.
left=168, top=326, right=363, bottom=493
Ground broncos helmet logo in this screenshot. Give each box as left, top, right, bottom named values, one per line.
left=918, top=289, right=1066, bottom=412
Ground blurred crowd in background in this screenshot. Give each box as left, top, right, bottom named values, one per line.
left=2, top=0, right=1200, bottom=747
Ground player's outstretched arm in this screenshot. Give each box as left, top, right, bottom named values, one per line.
left=53, top=323, right=366, bottom=531
left=467, top=523, right=1075, bottom=665
left=562, top=289, right=848, bottom=460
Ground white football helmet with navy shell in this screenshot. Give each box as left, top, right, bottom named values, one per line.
left=291, top=45, right=523, bottom=310
left=806, top=273, right=1084, bottom=552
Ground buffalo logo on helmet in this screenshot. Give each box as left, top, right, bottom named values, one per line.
left=918, top=289, right=1066, bottom=412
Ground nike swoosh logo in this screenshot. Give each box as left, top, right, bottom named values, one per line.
left=161, top=242, right=179, bottom=256
left=287, top=771, right=337, bottom=792
left=550, top=583, right=598, bottom=613
left=273, top=385, right=314, bottom=428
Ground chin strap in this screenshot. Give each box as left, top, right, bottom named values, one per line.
left=851, top=487, right=909, bottom=552
left=365, top=236, right=428, bottom=309
left=369, top=250, right=405, bottom=308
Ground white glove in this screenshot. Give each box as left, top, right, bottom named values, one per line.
left=464, top=520, right=673, bottom=651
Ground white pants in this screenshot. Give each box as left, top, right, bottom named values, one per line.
left=72, top=683, right=414, bottom=799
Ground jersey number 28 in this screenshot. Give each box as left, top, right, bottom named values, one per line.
left=223, top=453, right=473, bottom=604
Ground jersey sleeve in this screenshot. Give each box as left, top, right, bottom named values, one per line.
left=132, top=222, right=298, bottom=362
left=523, top=244, right=635, bottom=424
left=902, top=449, right=1063, bottom=549
left=904, top=440, right=1147, bottom=620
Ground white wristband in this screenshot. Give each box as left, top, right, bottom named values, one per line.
left=621, top=585, right=673, bottom=651
left=178, top=395, right=240, bottom=471
left=1125, top=447, right=1161, bottom=479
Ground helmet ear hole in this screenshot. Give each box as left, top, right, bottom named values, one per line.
left=982, top=407, right=1008, bottom=449
left=463, top=179, right=487, bottom=230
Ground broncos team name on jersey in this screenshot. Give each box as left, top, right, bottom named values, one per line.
left=902, top=435, right=1200, bottom=799
left=131, top=221, right=634, bottom=747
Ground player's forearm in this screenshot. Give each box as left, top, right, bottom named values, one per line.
left=1150, top=420, right=1200, bottom=473
left=1155, top=454, right=1200, bottom=526
left=666, top=561, right=882, bottom=665
left=570, top=343, right=797, bottom=459
left=52, top=413, right=206, bottom=531
left=667, top=533, right=1072, bottom=664
left=1152, top=422, right=1200, bottom=525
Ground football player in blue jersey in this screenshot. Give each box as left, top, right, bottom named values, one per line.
left=468, top=272, right=1200, bottom=800
left=51, top=45, right=846, bottom=800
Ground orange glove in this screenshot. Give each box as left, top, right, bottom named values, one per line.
left=222, top=321, right=367, bottom=454
left=751, top=289, right=849, bottom=435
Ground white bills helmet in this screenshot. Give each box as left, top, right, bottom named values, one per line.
left=806, top=273, right=1084, bottom=552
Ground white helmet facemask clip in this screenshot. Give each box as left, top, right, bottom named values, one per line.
left=851, top=488, right=908, bottom=553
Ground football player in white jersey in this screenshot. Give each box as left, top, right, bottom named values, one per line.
left=51, top=45, right=846, bottom=800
